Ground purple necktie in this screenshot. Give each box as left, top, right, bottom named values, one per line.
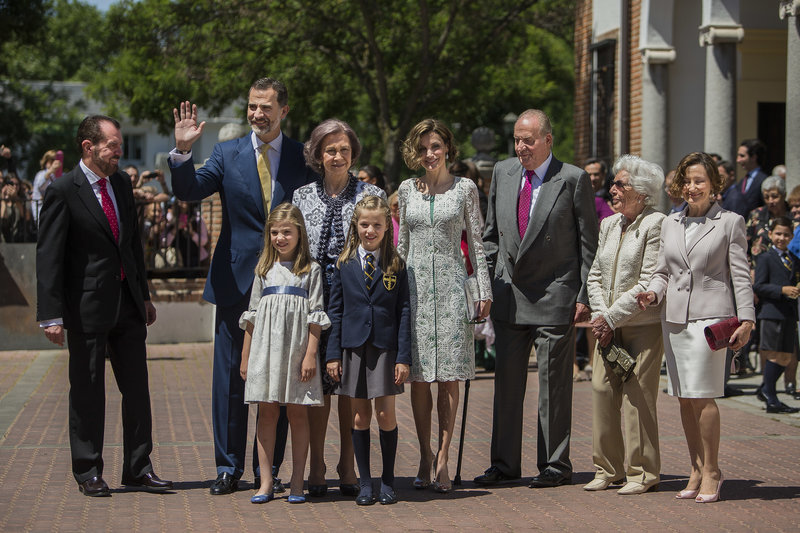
left=518, top=170, right=535, bottom=238
left=98, top=178, right=124, bottom=280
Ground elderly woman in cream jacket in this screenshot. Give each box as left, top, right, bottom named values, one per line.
left=585, top=155, right=665, bottom=496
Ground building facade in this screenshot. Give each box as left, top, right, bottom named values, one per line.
left=574, top=0, right=799, bottom=191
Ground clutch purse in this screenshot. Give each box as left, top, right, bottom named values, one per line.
left=599, top=342, right=637, bottom=382
left=703, top=317, right=741, bottom=351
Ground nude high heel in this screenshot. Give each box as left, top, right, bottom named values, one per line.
left=695, top=474, right=724, bottom=503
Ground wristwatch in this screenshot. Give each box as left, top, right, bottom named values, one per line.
left=176, top=148, right=191, bottom=155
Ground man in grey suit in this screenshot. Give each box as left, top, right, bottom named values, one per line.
left=475, top=109, right=598, bottom=488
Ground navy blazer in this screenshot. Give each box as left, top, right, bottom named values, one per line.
left=723, top=169, right=767, bottom=219
left=36, top=166, right=149, bottom=332
left=326, top=257, right=411, bottom=365
left=169, top=134, right=316, bottom=307
left=753, top=247, right=800, bottom=321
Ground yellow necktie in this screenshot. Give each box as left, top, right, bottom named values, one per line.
left=257, top=143, right=272, bottom=214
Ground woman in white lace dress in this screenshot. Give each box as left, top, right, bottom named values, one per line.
left=397, top=119, right=492, bottom=492
left=292, top=119, right=385, bottom=497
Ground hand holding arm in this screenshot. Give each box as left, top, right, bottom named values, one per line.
left=173, top=101, right=206, bottom=151
left=635, top=291, right=656, bottom=310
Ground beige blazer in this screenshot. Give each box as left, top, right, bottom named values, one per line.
left=647, top=203, right=755, bottom=324
left=587, top=207, right=664, bottom=329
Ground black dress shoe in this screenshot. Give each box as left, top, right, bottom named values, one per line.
left=755, top=385, right=767, bottom=403
left=339, top=483, right=360, bottom=497
left=356, top=493, right=377, bottom=506
left=766, top=401, right=800, bottom=414
left=473, top=466, right=520, bottom=486
left=210, top=472, right=239, bottom=495
left=78, top=476, right=110, bottom=497
left=786, top=383, right=797, bottom=396
left=529, top=470, right=572, bottom=488
left=378, top=489, right=398, bottom=504
left=308, top=484, right=328, bottom=497
left=122, top=472, right=173, bottom=491
left=723, top=386, right=743, bottom=397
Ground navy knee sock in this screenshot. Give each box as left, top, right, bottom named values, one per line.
left=379, top=427, right=398, bottom=493
left=763, top=360, right=785, bottom=405
left=352, top=428, right=372, bottom=496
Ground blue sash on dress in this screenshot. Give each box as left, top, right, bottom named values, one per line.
left=262, top=285, right=308, bottom=298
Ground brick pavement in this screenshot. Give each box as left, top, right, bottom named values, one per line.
left=0, top=343, right=799, bottom=532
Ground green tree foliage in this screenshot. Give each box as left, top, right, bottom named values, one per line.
left=93, top=0, right=575, bottom=179
left=0, top=0, right=105, bottom=178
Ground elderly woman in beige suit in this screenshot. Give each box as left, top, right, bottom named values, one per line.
left=637, top=152, right=754, bottom=504
left=585, top=155, right=665, bottom=496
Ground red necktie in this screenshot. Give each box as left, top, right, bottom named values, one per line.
left=98, top=178, right=124, bottom=279
left=741, top=175, right=747, bottom=193
left=518, top=170, right=535, bottom=238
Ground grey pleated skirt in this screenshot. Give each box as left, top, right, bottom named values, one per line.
left=340, top=343, right=404, bottom=399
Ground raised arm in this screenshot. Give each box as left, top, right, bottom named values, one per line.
left=173, top=101, right=206, bottom=152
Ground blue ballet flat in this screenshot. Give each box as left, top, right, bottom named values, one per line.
left=251, top=493, right=273, bottom=504
left=287, top=494, right=306, bottom=504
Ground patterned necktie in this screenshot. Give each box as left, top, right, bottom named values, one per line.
left=364, top=253, right=375, bottom=290
left=97, top=178, right=124, bottom=280
left=781, top=251, right=793, bottom=271
left=518, top=170, right=535, bottom=238
left=257, top=143, right=273, bottom=215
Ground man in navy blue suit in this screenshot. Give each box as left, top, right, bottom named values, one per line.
left=724, top=138, right=768, bottom=218
left=170, top=78, right=316, bottom=494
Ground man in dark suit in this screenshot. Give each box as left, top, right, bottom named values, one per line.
left=37, top=115, right=172, bottom=496
left=475, top=109, right=598, bottom=488
left=170, top=78, right=316, bottom=494
left=725, top=138, right=768, bottom=218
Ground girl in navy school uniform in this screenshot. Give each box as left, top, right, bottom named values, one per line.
left=239, top=203, right=330, bottom=504
left=326, top=195, right=411, bottom=505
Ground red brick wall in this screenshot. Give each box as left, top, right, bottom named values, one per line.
left=629, top=0, right=642, bottom=156
left=573, top=0, right=593, bottom=165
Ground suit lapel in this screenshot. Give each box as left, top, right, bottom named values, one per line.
left=73, top=167, right=116, bottom=244
left=519, top=158, right=565, bottom=257
left=686, top=204, right=721, bottom=256
left=233, top=135, right=267, bottom=221
left=272, top=139, right=297, bottom=209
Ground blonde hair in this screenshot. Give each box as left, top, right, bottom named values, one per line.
left=255, top=203, right=312, bottom=277
left=337, top=195, right=404, bottom=276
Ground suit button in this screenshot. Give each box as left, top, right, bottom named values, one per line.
left=499, top=231, right=504, bottom=237
left=366, top=322, right=371, bottom=327
left=114, top=274, right=121, bottom=281
left=676, top=287, right=681, bottom=291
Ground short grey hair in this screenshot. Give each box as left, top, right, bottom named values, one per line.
left=611, top=154, right=664, bottom=206
left=303, top=118, right=361, bottom=175
left=761, top=175, right=785, bottom=196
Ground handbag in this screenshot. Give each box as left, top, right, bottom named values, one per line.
left=599, top=341, right=637, bottom=382
left=703, top=317, right=741, bottom=351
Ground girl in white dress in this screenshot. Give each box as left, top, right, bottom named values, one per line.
left=239, top=203, right=330, bottom=504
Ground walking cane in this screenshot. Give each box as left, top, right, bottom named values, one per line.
left=453, top=379, right=470, bottom=486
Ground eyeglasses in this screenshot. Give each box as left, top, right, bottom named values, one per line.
left=610, top=180, right=631, bottom=190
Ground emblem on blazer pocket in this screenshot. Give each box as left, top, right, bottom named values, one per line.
left=383, top=274, right=397, bottom=291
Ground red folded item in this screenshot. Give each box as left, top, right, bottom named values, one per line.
left=703, top=317, right=742, bottom=351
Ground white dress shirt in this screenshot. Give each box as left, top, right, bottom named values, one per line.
left=519, top=152, right=553, bottom=217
